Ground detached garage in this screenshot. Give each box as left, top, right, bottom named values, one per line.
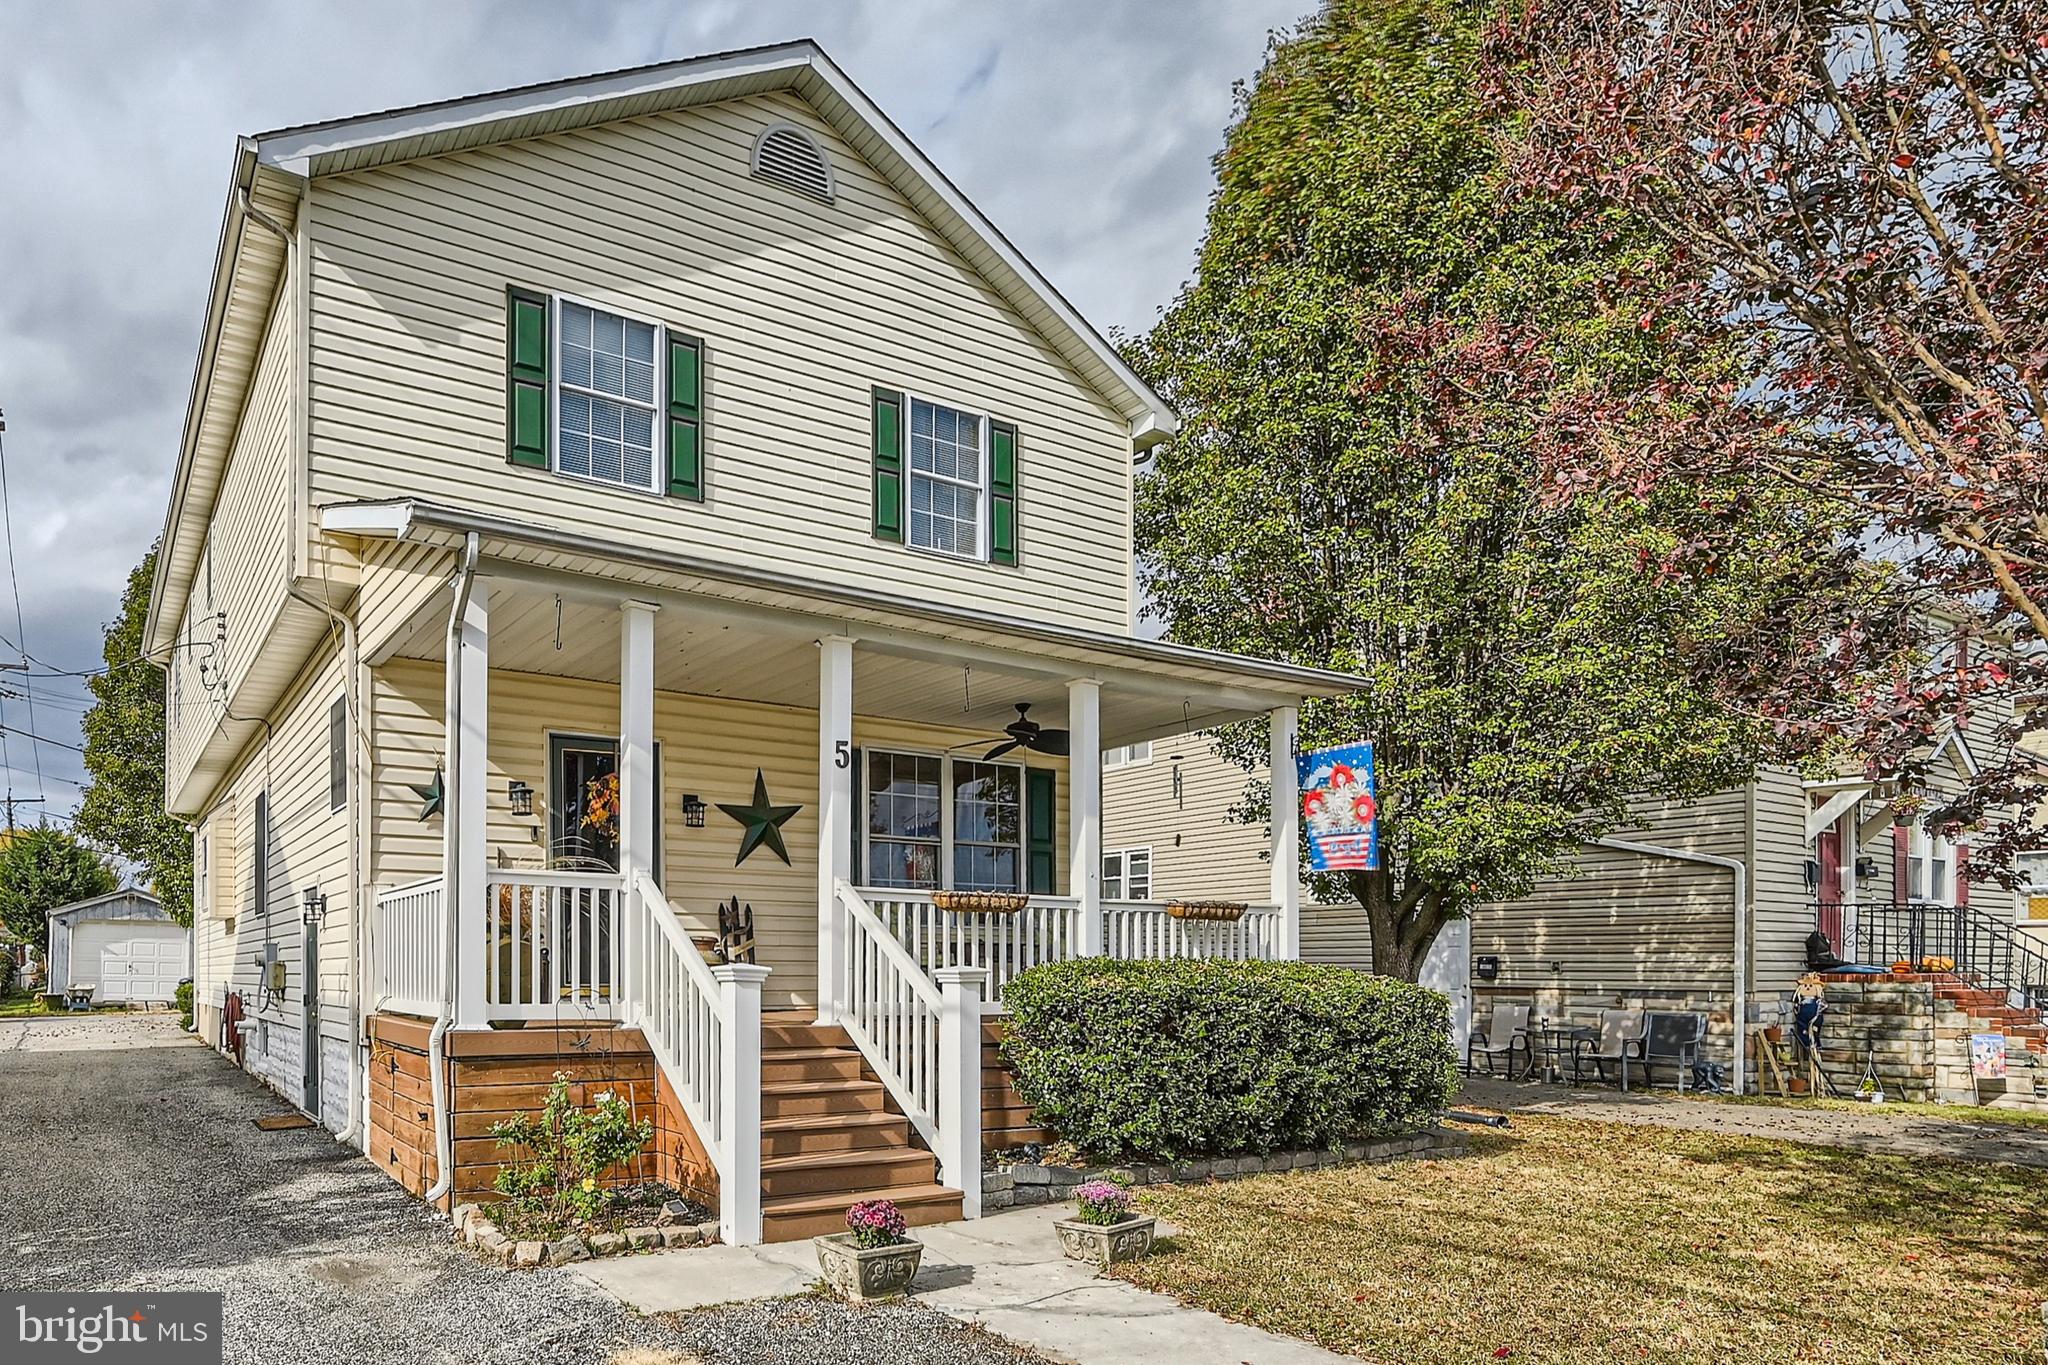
left=46, top=891, right=186, bottom=1004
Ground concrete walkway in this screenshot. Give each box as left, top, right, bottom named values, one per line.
left=1461, top=1075, right=2048, bottom=1168
left=576, top=1203, right=1357, bottom=1365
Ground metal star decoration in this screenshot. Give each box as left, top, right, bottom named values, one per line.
left=410, top=767, right=445, bottom=821
left=717, top=769, right=801, bottom=866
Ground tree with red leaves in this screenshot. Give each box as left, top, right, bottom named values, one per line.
left=1484, top=0, right=2047, bottom=870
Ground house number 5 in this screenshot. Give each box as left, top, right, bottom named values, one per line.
left=834, top=740, right=851, bottom=769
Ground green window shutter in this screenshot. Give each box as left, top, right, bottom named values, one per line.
left=506, top=288, right=549, bottom=469
left=872, top=388, right=905, bottom=542
left=848, top=746, right=864, bottom=885
left=1026, top=767, right=1057, bottom=894
left=666, top=334, right=705, bottom=500
left=989, top=419, right=1019, bottom=565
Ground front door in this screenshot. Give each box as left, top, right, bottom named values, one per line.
left=551, top=735, right=622, bottom=869
left=1816, top=824, right=1844, bottom=947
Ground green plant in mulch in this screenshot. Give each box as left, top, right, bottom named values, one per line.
left=1001, top=958, right=1455, bottom=1162
left=174, top=981, right=193, bottom=1031
left=486, top=1073, right=654, bottom=1236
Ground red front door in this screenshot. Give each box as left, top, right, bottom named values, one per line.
left=1816, top=824, right=1844, bottom=945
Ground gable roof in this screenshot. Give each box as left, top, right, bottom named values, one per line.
left=147, top=40, right=1174, bottom=655
left=45, top=889, right=165, bottom=922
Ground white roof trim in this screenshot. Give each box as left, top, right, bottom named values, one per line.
left=45, top=889, right=164, bottom=921
left=249, top=40, right=1175, bottom=448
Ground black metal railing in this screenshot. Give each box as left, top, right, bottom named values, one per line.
left=1839, top=900, right=2048, bottom=1011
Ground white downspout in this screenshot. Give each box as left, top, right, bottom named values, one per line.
left=424, top=532, right=480, bottom=1205
left=1592, top=836, right=1750, bottom=1097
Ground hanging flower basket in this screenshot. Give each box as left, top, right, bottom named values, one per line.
left=1166, top=899, right=1248, bottom=922
left=932, top=890, right=1029, bottom=915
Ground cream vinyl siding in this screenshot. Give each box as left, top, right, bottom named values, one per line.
left=167, top=285, right=298, bottom=801
left=186, top=645, right=355, bottom=1124
left=1102, top=734, right=1272, bottom=904
left=356, top=538, right=453, bottom=662
left=304, top=90, right=1132, bottom=633
left=368, top=658, right=1069, bottom=1009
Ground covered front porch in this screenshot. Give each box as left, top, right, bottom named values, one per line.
left=339, top=508, right=1356, bottom=1243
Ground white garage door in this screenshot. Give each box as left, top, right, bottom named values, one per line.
left=72, top=922, right=185, bottom=1002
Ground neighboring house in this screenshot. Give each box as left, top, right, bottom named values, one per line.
left=147, top=43, right=1360, bottom=1246
left=43, top=891, right=186, bottom=1004
left=1106, top=706, right=2026, bottom=1088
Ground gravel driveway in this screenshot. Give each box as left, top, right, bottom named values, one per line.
left=0, top=1014, right=1044, bottom=1365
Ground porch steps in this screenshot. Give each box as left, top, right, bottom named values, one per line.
left=756, top=1011, right=964, bottom=1243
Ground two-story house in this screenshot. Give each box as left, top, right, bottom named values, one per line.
left=147, top=42, right=1361, bottom=1247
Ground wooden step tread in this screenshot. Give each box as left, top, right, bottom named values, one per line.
left=761, top=1146, right=933, bottom=1175
left=761, top=1182, right=962, bottom=1217
left=762, top=1044, right=864, bottom=1061
left=763, top=1077, right=885, bottom=1096
left=761, top=1110, right=904, bottom=1134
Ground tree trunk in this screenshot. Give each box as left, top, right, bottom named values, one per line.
left=1349, top=868, right=1450, bottom=982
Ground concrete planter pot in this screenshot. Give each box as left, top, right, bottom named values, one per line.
left=1054, top=1214, right=1157, bottom=1268
left=813, top=1233, right=924, bottom=1301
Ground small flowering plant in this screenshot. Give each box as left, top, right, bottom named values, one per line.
left=1073, top=1178, right=1136, bottom=1227
left=845, top=1198, right=910, bottom=1248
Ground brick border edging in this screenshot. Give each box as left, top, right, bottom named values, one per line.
left=983, top=1126, right=1468, bottom=1209
left=452, top=1202, right=721, bottom=1269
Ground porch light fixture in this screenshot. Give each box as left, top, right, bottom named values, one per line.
left=301, top=885, right=327, bottom=924
left=681, top=793, right=707, bottom=829
left=508, top=780, right=534, bottom=817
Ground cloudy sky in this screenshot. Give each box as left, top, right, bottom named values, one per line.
left=0, top=0, right=1304, bottom=820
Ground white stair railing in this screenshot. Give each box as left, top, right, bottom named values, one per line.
left=371, top=878, right=443, bottom=1017
left=835, top=880, right=944, bottom=1148
left=623, top=870, right=765, bottom=1246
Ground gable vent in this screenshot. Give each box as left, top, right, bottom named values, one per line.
left=750, top=124, right=835, bottom=204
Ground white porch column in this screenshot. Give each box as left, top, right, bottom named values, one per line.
left=451, top=583, right=490, bottom=1029
left=713, top=962, right=770, bottom=1247
left=817, top=635, right=856, bottom=1024
left=935, top=965, right=987, bottom=1218
left=618, top=601, right=659, bottom=885
left=1068, top=679, right=1104, bottom=957
left=1269, top=706, right=1301, bottom=960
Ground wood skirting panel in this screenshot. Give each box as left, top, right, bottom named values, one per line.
left=365, top=1013, right=716, bottom=1210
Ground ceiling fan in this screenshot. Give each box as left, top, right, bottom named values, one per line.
left=981, top=703, right=1070, bottom=761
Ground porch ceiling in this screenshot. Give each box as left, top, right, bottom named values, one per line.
left=382, top=575, right=1304, bottom=746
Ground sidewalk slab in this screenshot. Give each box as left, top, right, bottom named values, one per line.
left=576, top=1203, right=1359, bottom=1365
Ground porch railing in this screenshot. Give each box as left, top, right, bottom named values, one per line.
left=1846, top=899, right=2048, bottom=1011
left=483, top=869, right=624, bottom=1020
left=371, top=878, right=443, bottom=1017
left=1102, top=900, right=1285, bottom=964
left=862, top=891, right=1086, bottom=1010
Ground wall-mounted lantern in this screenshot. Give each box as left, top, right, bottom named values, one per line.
left=681, top=793, right=708, bottom=829
left=301, top=885, right=328, bottom=924
left=509, top=779, right=534, bottom=817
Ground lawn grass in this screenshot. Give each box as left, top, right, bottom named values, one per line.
left=1115, top=1113, right=2047, bottom=1364
left=0, top=991, right=58, bottom=1018
left=1705, top=1092, right=2048, bottom=1130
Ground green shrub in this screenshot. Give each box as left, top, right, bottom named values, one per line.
left=1000, top=958, right=1457, bottom=1161
left=174, top=980, right=193, bottom=1031
left=489, top=1074, right=653, bottom=1230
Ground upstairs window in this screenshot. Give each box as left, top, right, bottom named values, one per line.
left=1103, top=847, right=1152, bottom=900
left=909, top=398, right=986, bottom=558
left=558, top=300, right=658, bottom=491
left=1104, top=742, right=1152, bottom=770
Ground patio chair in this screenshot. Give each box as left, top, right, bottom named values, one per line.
left=1577, top=1008, right=1647, bottom=1091
left=1640, top=1011, right=1708, bottom=1093
left=1467, top=1003, right=1533, bottom=1079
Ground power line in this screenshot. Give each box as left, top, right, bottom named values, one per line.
left=0, top=412, right=41, bottom=798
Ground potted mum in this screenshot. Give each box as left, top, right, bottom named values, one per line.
left=814, top=1199, right=924, bottom=1301
left=1054, top=1177, right=1156, bottom=1268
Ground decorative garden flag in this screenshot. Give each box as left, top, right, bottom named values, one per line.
left=1297, top=742, right=1378, bottom=871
